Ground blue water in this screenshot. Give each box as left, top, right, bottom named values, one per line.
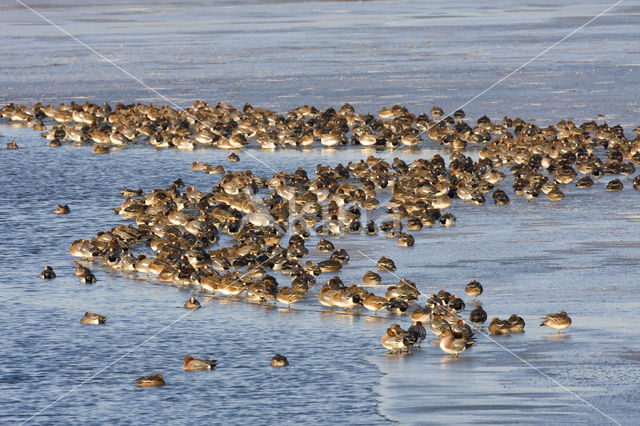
left=1, top=1, right=640, bottom=424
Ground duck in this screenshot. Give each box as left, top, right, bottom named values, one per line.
left=386, top=298, right=409, bottom=315
left=469, top=305, right=487, bottom=325
left=452, top=319, right=474, bottom=341
left=429, top=314, right=450, bottom=337
left=447, top=295, right=465, bottom=314
left=79, top=271, right=97, bottom=284
left=184, top=296, right=201, bottom=310
left=547, top=188, right=565, bottom=201
left=410, top=305, right=431, bottom=323
left=6, top=141, right=19, bottom=149
left=80, top=312, right=106, bottom=325
left=439, top=212, right=456, bottom=227
left=576, top=175, right=593, bottom=188
left=439, top=327, right=474, bottom=358
left=54, top=204, right=70, bottom=214
left=135, top=373, right=165, bottom=387
left=365, top=220, right=377, bottom=235
left=330, top=289, right=361, bottom=310
left=316, top=238, right=334, bottom=252
left=606, top=179, right=623, bottom=191
left=488, top=317, right=510, bottom=335
left=183, top=355, right=217, bottom=371
left=227, top=153, right=240, bottom=162
left=217, top=279, right=247, bottom=297
left=362, top=293, right=389, bottom=315
left=330, top=248, right=350, bottom=264
left=362, top=270, right=382, bottom=286
left=270, top=354, right=289, bottom=367
left=277, top=287, right=305, bottom=308
left=40, top=265, right=56, bottom=279
left=492, top=189, right=510, bottom=205
left=92, top=144, right=110, bottom=154
left=74, top=265, right=91, bottom=276
left=407, top=321, right=427, bottom=346
left=397, top=233, right=415, bottom=247
left=376, top=256, right=396, bottom=271
left=507, top=314, right=525, bottom=333
left=381, top=324, right=415, bottom=353
left=207, top=164, right=226, bottom=174
left=464, top=280, right=483, bottom=299
left=540, top=311, right=572, bottom=332
left=317, top=259, right=342, bottom=273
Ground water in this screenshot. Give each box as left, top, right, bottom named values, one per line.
left=1, top=0, right=640, bottom=424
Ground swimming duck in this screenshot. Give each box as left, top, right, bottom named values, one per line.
left=40, top=265, right=56, bottom=279
left=227, top=153, right=240, bottom=162
left=633, top=175, right=640, bottom=190
left=74, top=265, right=91, bottom=276
left=469, top=305, right=487, bottom=325
left=439, top=327, right=474, bottom=358
left=207, top=164, right=225, bottom=175
left=184, top=296, right=201, bottom=310
left=79, top=271, right=97, bottom=284
left=464, top=280, right=483, bottom=299
left=540, top=311, right=572, bottom=332
left=92, top=144, right=110, bottom=154
left=270, top=354, right=289, bottom=367
left=183, top=355, right=217, bottom=371
left=54, top=204, right=70, bottom=214
left=80, top=312, right=106, bottom=325
left=135, top=373, right=165, bottom=387
left=507, top=314, right=525, bottom=333
left=6, top=141, right=18, bottom=149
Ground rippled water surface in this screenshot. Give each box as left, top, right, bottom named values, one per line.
left=1, top=0, right=640, bottom=425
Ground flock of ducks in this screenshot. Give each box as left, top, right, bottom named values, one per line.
left=16, top=98, right=634, bottom=385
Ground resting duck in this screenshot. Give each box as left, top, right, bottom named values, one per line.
left=54, top=204, right=70, bottom=214
left=80, top=312, right=106, bottom=325
left=439, top=328, right=474, bottom=358
left=270, top=354, right=289, bottom=367
left=183, top=355, right=217, bottom=371
left=464, top=280, right=483, bottom=299
left=135, top=373, right=165, bottom=387
left=184, top=296, right=201, bottom=310
left=540, top=311, right=572, bottom=332
left=40, top=265, right=56, bottom=279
